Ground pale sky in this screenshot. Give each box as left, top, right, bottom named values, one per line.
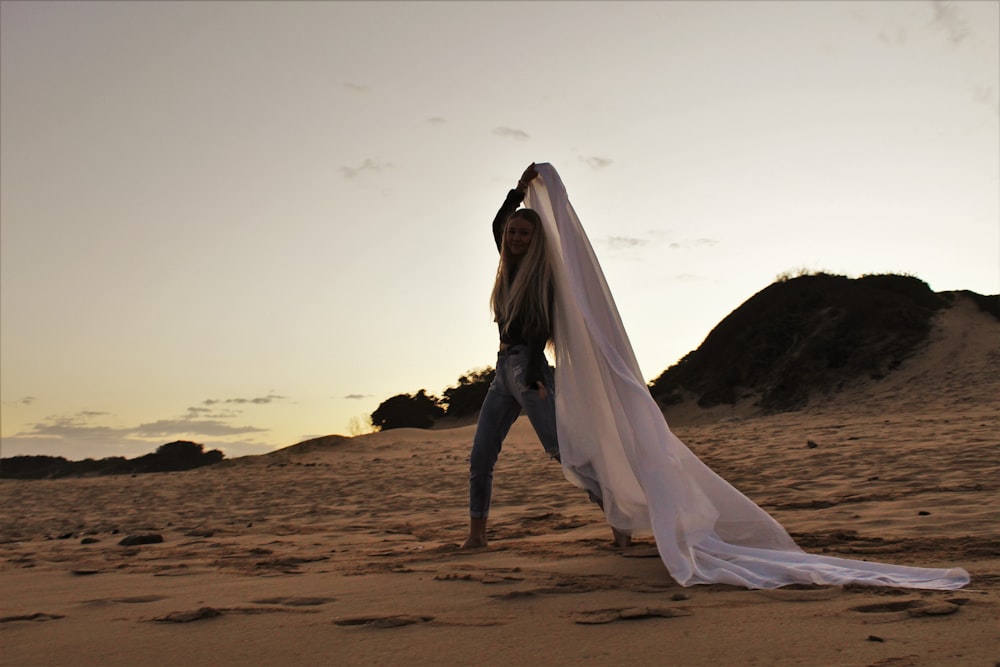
left=2, top=1, right=997, bottom=460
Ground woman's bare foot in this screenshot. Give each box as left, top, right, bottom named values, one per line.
left=611, top=527, right=632, bottom=548
left=461, top=535, right=488, bottom=550
left=461, top=517, right=488, bottom=550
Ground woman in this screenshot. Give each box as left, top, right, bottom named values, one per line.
left=462, top=164, right=629, bottom=550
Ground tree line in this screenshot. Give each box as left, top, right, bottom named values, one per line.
left=370, top=367, right=495, bottom=431
left=1, top=441, right=224, bottom=479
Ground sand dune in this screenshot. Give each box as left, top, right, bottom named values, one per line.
left=2, top=299, right=998, bottom=666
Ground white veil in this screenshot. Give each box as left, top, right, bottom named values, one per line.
left=524, top=163, right=969, bottom=590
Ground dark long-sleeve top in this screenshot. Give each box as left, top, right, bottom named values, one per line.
left=492, top=189, right=550, bottom=388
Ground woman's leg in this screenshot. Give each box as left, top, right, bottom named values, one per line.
left=517, top=362, right=561, bottom=460
left=464, top=360, right=522, bottom=548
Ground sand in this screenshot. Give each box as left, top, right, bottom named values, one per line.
left=2, top=298, right=998, bottom=666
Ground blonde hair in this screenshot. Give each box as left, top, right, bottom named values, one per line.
left=490, top=209, right=553, bottom=340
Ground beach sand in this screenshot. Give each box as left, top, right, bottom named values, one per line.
left=2, top=299, right=998, bottom=666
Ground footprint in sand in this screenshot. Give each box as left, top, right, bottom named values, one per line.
left=490, top=590, right=538, bottom=600
left=619, top=546, right=659, bottom=559
left=251, top=596, right=335, bottom=607
left=849, top=598, right=962, bottom=621
left=152, top=607, right=222, bottom=623
left=0, top=612, right=65, bottom=623
left=573, top=606, right=692, bottom=625
left=755, top=586, right=842, bottom=602
left=434, top=570, right=524, bottom=585
left=153, top=602, right=334, bottom=624
left=334, top=614, right=434, bottom=628
left=83, top=595, right=168, bottom=606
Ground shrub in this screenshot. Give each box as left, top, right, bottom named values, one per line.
left=442, top=367, right=495, bottom=419
left=370, top=390, right=444, bottom=431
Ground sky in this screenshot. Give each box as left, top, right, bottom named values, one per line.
left=2, top=1, right=998, bottom=461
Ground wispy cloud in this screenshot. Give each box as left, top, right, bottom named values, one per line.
left=202, top=393, right=287, bottom=406
left=878, top=25, right=908, bottom=47
left=6, top=400, right=279, bottom=459
left=928, top=0, right=970, bottom=45
left=2, top=395, right=39, bottom=408
left=342, top=393, right=372, bottom=400
left=597, top=233, right=719, bottom=255
left=132, top=419, right=266, bottom=437
left=492, top=127, right=530, bottom=141
left=14, top=410, right=269, bottom=441
left=338, top=159, right=394, bottom=179
left=343, top=82, right=368, bottom=93
left=601, top=236, right=648, bottom=250
left=426, top=117, right=446, bottom=125
left=581, top=156, right=613, bottom=169
left=15, top=413, right=128, bottom=441
left=186, top=405, right=240, bottom=420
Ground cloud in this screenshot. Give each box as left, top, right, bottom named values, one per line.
left=202, top=394, right=287, bottom=406
left=601, top=236, right=649, bottom=250
left=597, top=233, right=719, bottom=256
left=878, top=25, right=907, bottom=47
left=581, top=156, right=613, bottom=169
left=338, top=159, right=394, bottom=179
left=227, top=394, right=286, bottom=405
left=342, top=393, right=372, bottom=400
left=191, top=395, right=285, bottom=420
left=343, top=82, right=368, bottom=93
left=492, top=127, right=530, bottom=141
left=186, top=405, right=240, bottom=420
left=2, top=395, right=38, bottom=408
left=6, top=403, right=276, bottom=460
left=131, top=419, right=267, bottom=438
left=14, top=410, right=268, bottom=442
left=426, top=117, right=446, bottom=125
left=15, top=413, right=128, bottom=441
left=928, top=1, right=970, bottom=44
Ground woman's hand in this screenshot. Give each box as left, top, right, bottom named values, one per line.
left=516, top=163, right=538, bottom=191
left=536, top=382, right=548, bottom=401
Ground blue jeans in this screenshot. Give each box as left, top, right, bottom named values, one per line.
left=468, top=344, right=559, bottom=518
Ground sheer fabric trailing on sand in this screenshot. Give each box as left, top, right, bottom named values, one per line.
left=524, top=163, right=969, bottom=590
